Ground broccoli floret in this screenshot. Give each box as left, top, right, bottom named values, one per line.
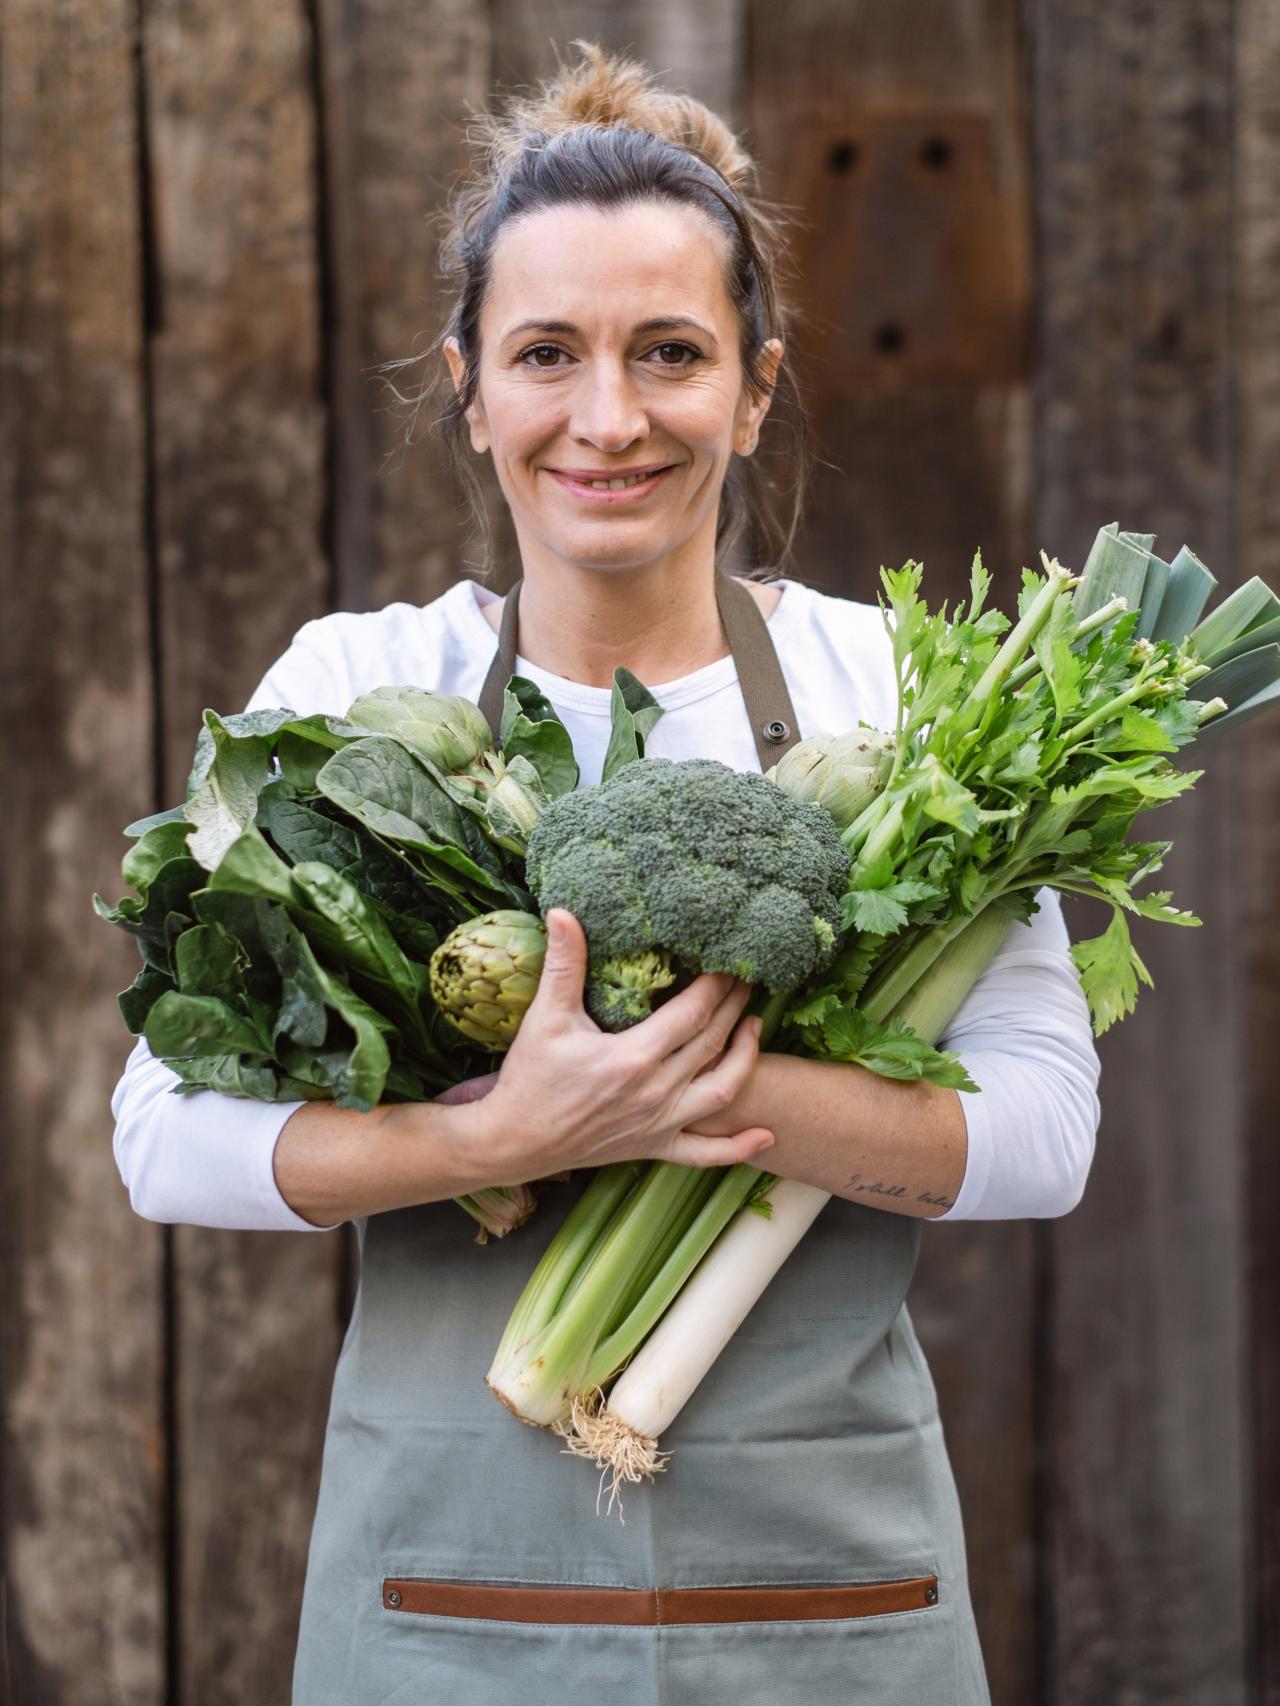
left=523, top=757, right=851, bottom=1030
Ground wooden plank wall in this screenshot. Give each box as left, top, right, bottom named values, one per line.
left=1238, top=3, right=1280, bottom=1703
left=2, top=7, right=165, bottom=1701
left=1029, top=7, right=1247, bottom=1702
left=143, top=7, right=337, bottom=1701
left=2, top=2, right=1273, bottom=1702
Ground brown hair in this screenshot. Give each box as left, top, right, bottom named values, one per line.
left=376, top=38, right=812, bottom=580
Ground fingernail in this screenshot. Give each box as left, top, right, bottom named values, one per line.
left=750, top=1016, right=764, bottom=1038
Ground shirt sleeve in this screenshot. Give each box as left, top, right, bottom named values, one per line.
left=928, top=888, right=1102, bottom=1220
left=107, top=622, right=349, bottom=1232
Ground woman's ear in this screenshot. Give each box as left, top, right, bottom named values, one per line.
left=444, top=335, right=465, bottom=399
left=760, top=338, right=784, bottom=397
left=736, top=339, right=784, bottom=456
left=443, top=336, right=490, bottom=455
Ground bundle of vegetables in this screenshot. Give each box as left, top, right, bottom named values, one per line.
left=481, top=523, right=1280, bottom=1510
left=95, top=677, right=583, bottom=1240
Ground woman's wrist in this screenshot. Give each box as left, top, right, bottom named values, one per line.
left=381, top=1095, right=520, bottom=1200
left=272, top=1093, right=523, bottom=1224
left=682, top=1046, right=775, bottom=1139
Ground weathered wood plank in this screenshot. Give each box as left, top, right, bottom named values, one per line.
left=141, top=3, right=338, bottom=1699
left=0, top=4, right=165, bottom=1702
left=1028, top=2, right=1247, bottom=1700
left=748, top=4, right=1039, bottom=1698
left=313, top=0, right=491, bottom=615
left=487, top=3, right=744, bottom=148
left=1236, top=1, right=1280, bottom=1700
left=749, top=0, right=1033, bottom=595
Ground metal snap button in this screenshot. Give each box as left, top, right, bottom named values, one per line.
left=387, top=1589, right=402, bottom=1607
left=924, top=1584, right=938, bottom=1604
left=762, top=719, right=791, bottom=743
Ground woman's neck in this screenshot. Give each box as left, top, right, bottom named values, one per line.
left=478, top=563, right=782, bottom=688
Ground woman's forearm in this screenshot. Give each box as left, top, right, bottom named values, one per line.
left=693, top=1052, right=968, bottom=1220
left=271, top=1097, right=510, bottom=1227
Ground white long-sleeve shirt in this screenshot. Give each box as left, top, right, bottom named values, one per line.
left=109, top=574, right=1101, bottom=1231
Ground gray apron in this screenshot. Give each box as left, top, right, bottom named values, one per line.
left=290, top=574, right=991, bottom=1705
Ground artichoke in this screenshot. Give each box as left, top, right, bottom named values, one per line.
left=344, top=684, right=549, bottom=852
left=346, top=686, right=494, bottom=775
left=429, top=910, right=547, bottom=1049
left=766, top=729, right=896, bottom=830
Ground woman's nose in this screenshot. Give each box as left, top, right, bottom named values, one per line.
left=568, top=359, right=650, bottom=449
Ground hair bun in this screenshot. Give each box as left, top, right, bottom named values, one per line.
left=470, top=38, right=756, bottom=197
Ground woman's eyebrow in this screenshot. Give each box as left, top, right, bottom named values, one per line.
left=500, top=315, right=717, bottom=341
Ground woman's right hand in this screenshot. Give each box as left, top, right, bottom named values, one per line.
left=451, top=908, right=777, bottom=1184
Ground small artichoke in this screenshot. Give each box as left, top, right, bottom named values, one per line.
left=429, top=910, right=547, bottom=1050
left=345, top=686, right=494, bottom=775
left=767, top=729, right=896, bottom=830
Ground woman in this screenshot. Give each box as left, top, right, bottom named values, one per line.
left=110, top=40, right=1100, bottom=1705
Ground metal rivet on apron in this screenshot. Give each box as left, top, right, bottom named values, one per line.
left=762, top=718, right=791, bottom=743
left=386, top=1589, right=401, bottom=1607
left=924, top=1584, right=938, bottom=1604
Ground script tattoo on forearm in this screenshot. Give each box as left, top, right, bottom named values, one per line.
left=846, top=1171, right=954, bottom=1210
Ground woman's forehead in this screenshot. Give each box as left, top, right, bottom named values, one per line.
left=486, top=203, right=732, bottom=328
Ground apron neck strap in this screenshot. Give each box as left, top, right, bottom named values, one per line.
left=476, top=572, right=801, bottom=769
left=476, top=578, right=524, bottom=743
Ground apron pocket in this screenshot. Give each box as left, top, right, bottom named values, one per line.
left=372, top=1574, right=967, bottom=1706
left=380, top=1573, right=940, bottom=1623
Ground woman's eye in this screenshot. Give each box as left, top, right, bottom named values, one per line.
left=649, top=342, right=701, bottom=368
left=515, top=342, right=702, bottom=371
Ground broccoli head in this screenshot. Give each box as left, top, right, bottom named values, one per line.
left=522, top=756, right=851, bottom=1030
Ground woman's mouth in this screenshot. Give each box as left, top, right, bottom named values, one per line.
left=545, top=465, right=678, bottom=504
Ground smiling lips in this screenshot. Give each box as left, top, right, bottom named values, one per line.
left=545, top=464, right=679, bottom=502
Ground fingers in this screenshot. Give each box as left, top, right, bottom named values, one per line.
left=632, top=968, right=746, bottom=1059
left=670, top=1013, right=762, bottom=1128
left=664, top=1126, right=776, bottom=1169
left=666, top=980, right=755, bottom=1075
left=648, top=978, right=753, bottom=1098
left=528, top=908, right=591, bottom=1022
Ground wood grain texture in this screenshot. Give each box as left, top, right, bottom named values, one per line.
left=1236, top=1, right=1280, bottom=1700
left=0, top=4, right=166, bottom=1702
left=141, top=3, right=340, bottom=1700
left=747, top=0, right=1033, bottom=600
left=313, top=0, right=491, bottom=614
left=1027, top=2, right=1247, bottom=1700
left=747, top=4, right=1039, bottom=1699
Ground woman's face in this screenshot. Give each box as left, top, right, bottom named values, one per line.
left=444, top=200, right=783, bottom=577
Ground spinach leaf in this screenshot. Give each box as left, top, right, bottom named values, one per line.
left=500, top=675, right=579, bottom=797
left=602, top=668, right=664, bottom=782
left=117, top=962, right=177, bottom=1033
left=315, top=737, right=510, bottom=895
left=185, top=710, right=279, bottom=871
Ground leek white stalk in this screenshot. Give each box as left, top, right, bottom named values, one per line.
left=562, top=901, right=1019, bottom=1510
left=558, top=1176, right=831, bottom=1508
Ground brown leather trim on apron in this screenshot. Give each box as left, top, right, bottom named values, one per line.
left=475, top=572, right=801, bottom=769
left=381, top=1574, right=940, bottom=1623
